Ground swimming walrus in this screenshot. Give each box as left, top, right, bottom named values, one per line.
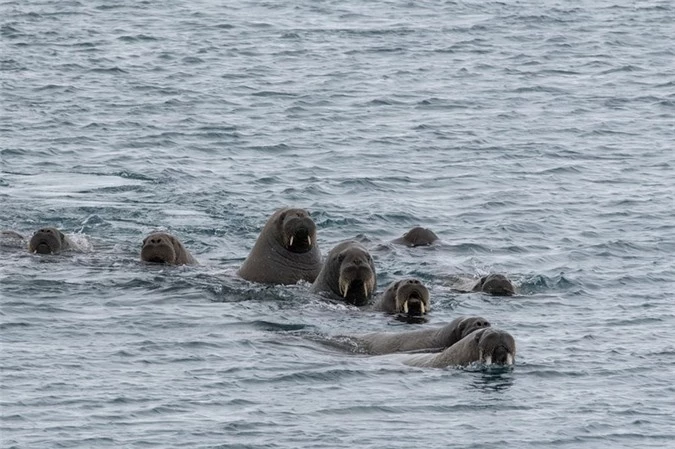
left=371, top=278, right=431, bottom=316
left=1, top=230, right=27, bottom=249
left=311, top=240, right=376, bottom=306
left=28, top=227, right=72, bottom=254
left=405, top=327, right=516, bottom=368
left=354, top=316, right=491, bottom=355
left=450, top=273, right=516, bottom=296
left=238, top=207, right=322, bottom=284
left=391, top=226, right=439, bottom=247
left=140, top=232, right=197, bottom=265
left=471, top=274, right=515, bottom=296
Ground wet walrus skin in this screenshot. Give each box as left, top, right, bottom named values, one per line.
left=405, top=327, right=516, bottom=368
left=391, top=226, right=439, bottom=247
left=471, top=274, right=515, bottom=296
left=311, top=240, right=376, bottom=307
left=238, top=207, right=322, bottom=285
left=354, top=316, right=491, bottom=355
left=371, top=278, right=431, bottom=317
left=140, top=232, right=197, bottom=265
left=28, top=227, right=72, bottom=254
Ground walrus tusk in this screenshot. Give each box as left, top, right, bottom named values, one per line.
left=506, top=354, right=514, bottom=365
left=419, top=303, right=426, bottom=315
left=289, top=236, right=294, bottom=247
left=402, top=301, right=409, bottom=314
left=364, top=283, right=369, bottom=298
left=307, top=236, right=311, bottom=246
left=340, top=279, right=349, bottom=298
left=484, top=356, right=492, bottom=365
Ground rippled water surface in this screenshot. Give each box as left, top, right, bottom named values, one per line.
left=2, top=0, right=674, bottom=448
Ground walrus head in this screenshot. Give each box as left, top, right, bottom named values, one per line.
left=29, top=227, right=66, bottom=254
left=475, top=328, right=516, bottom=365
left=400, top=226, right=438, bottom=247
left=141, top=232, right=178, bottom=264
left=336, top=243, right=376, bottom=306
left=456, top=316, right=491, bottom=340
left=476, top=274, right=515, bottom=296
left=392, top=278, right=430, bottom=316
left=276, top=208, right=317, bottom=254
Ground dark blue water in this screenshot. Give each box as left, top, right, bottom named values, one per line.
left=2, top=1, right=674, bottom=448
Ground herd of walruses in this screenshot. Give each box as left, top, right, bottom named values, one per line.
left=2, top=206, right=517, bottom=369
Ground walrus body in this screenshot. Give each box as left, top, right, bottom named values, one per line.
left=392, top=226, right=438, bottom=247
left=1, top=231, right=27, bottom=249
left=238, top=207, right=322, bottom=284
left=355, top=316, right=491, bottom=355
left=140, top=232, right=197, bottom=265
left=371, top=278, right=430, bottom=316
left=311, top=240, right=376, bottom=306
left=28, top=227, right=72, bottom=254
left=451, top=273, right=515, bottom=296
left=405, top=327, right=516, bottom=368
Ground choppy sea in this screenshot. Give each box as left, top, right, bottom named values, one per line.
left=1, top=1, right=674, bottom=448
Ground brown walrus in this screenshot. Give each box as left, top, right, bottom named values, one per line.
left=405, top=327, right=516, bottom=368
left=140, top=232, right=197, bottom=265
left=371, top=278, right=430, bottom=316
left=391, top=226, right=438, bottom=247
left=354, top=316, right=491, bottom=355
left=28, top=227, right=72, bottom=254
left=238, top=207, right=322, bottom=284
left=311, top=240, right=376, bottom=306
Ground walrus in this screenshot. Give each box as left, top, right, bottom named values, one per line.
left=392, top=226, right=438, bottom=247
left=238, top=207, right=322, bottom=284
left=371, top=278, right=430, bottom=316
left=405, top=327, right=516, bottom=368
left=140, top=232, right=197, bottom=265
left=28, top=227, right=72, bottom=254
left=450, top=273, right=516, bottom=296
left=1, top=230, right=26, bottom=249
left=472, top=274, right=515, bottom=296
left=354, top=316, right=491, bottom=355
left=311, top=240, right=376, bottom=306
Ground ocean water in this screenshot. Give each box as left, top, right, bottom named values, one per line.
left=1, top=0, right=674, bottom=447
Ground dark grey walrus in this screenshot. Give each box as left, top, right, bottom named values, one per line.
left=238, top=207, right=322, bottom=284
left=141, top=232, right=197, bottom=265
left=311, top=240, right=376, bottom=306
left=354, top=316, right=491, bottom=355
left=471, top=274, right=515, bottom=296
left=28, top=227, right=72, bottom=254
left=1, top=231, right=27, bottom=249
left=391, top=226, right=439, bottom=247
left=371, top=278, right=430, bottom=316
left=405, top=327, right=516, bottom=368
left=451, top=273, right=516, bottom=296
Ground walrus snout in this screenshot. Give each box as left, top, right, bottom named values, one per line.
left=339, top=269, right=376, bottom=306
left=491, top=345, right=512, bottom=365
left=141, top=233, right=176, bottom=264
left=396, top=280, right=430, bottom=316
left=29, top=228, right=63, bottom=254
left=283, top=217, right=317, bottom=253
